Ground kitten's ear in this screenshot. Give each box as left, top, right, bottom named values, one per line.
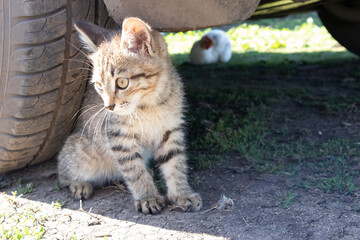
left=120, top=17, right=154, bottom=57
left=74, top=20, right=113, bottom=52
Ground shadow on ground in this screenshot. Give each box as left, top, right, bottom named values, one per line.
left=1, top=51, right=360, bottom=239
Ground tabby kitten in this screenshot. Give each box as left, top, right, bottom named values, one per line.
left=57, top=18, right=202, bottom=214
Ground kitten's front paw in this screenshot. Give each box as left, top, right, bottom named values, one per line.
left=169, top=193, right=203, bottom=212
left=69, top=182, right=93, bottom=200
left=135, top=195, right=166, bottom=215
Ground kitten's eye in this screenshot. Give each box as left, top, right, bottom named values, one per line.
left=116, top=77, right=129, bottom=90
left=95, top=82, right=103, bottom=91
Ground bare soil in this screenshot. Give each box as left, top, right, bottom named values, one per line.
left=1, top=56, right=360, bottom=240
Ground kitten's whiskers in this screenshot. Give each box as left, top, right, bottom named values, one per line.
left=80, top=107, right=105, bottom=140
left=68, top=67, right=93, bottom=73
left=63, top=58, right=93, bottom=69
left=71, top=104, right=102, bottom=122
left=91, top=110, right=107, bottom=151
left=66, top=41, right=92, bottom=61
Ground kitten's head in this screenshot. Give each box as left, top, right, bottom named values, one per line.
left=74, top=18, right=171, bottom=116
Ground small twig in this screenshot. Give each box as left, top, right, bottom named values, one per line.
left=238, top=210, right=250, bottom=227
left=79, top=209, right=101, bottom=220
left=204, top=194, right=234, bottom=213
left=79, top=199, right=83, bottom=211
left=95, top=234, right=112, bottom=238
left=204, top=205, right=218, bottom=213
left=78, top=200, right=101, bottom=221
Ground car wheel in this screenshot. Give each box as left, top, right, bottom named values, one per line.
left=0, top=0, right=98, bottom=173
left=318, top=2, right=360, bottom=56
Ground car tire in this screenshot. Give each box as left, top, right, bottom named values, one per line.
left=0, top=0, right=98, bottom=173
left=318, top=2, right=360, bottom=56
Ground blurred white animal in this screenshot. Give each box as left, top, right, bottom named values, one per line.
left=190, top=29, right=232, bottom=65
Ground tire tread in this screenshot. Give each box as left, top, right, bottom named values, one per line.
left=0, top=0, right=96, bottom=172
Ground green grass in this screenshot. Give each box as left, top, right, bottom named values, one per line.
left=51, top=199, right=67, bottom=209
left=165, top=13, right=357, bottom=65
left=279, top=191, right=297, bottom=208
left=167, top=13, right=360, bottom=194
left=246, top=12, right=323, bottom=30
left=1, top=195, right=45, bottom=240
left=185, top=82, right=359, bottom=165
left=12, top=180, right=34, bottom=197
left=185, top=81, right=360, bottom=192
left=71, top=231, right=78, bottom=240
left=292, top=155, right=359, bottom=194
left=53, top=181, right=61, bottom=192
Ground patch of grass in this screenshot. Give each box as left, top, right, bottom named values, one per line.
left=247, top=12, right=323, bottom=30
left=0, top=195, right=45, bottom=240
left=254, top=136, right=360, bottom=176
left=184, top=72, right=360, bottom=192
left=71, top=231, right=78, bottom=240
left=51, top=199, right=67, bottom=209
left=188, top=153, right=213, bottom=170
left=186, top=81, right=359, bottom=174
left=279, top=191, right=297, bottom=208
left=298, top=94, right=359, bottom=115
left=317, top=137, right=359, bottom=157
left=14, top=180, right=34, bottom=196
left=165, top=13, right=356, bottom=66
left=53, top=180, right=62, bottom=192
left=297, top=156, right=359, bottom=194
left=186, top=86, right=273, bottom=169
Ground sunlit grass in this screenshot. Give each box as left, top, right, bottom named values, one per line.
left=164, top=13, right=356, bottom=65
left=1, top=194, right=45, bottom=240
left=228, top=18, right=337, bottom=53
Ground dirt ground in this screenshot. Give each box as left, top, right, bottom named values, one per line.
left=1, top=56, right=360, bottom=240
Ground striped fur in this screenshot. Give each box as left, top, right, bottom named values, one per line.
left=57, top=18, right=202, bottom=214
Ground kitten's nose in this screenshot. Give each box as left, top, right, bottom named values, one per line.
left=105, top=104, right=115, bottom=111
